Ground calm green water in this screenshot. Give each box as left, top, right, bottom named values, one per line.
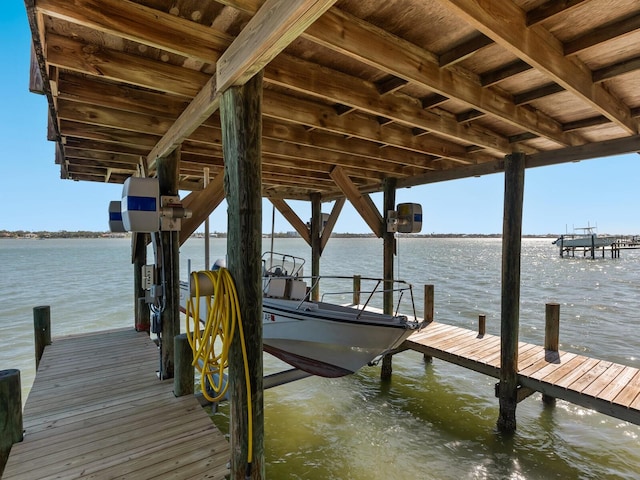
left=1, top=237, right=639, bottom=479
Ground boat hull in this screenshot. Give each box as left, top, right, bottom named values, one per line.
left=180, top=281, right=417, bottom=378
left=262, top=298, right=415, bottom=377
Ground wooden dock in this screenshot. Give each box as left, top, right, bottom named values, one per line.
left=403, top=321, right=640, bottom=425
left=3, top=328, right=230, bottom=480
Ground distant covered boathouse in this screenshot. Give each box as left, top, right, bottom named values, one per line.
left=13, top=1, right=640, bottom=478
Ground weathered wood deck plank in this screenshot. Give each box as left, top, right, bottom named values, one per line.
left=3, top=329, right=229, bottom=480
left=402, top=321, right=640, bottom=426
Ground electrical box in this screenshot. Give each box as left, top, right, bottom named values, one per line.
left=108, top=201, right=126, bottom=233
left=397, top=203, right=423, bottom=233
left=141, top=265, right=154, bottom=290
left=121, top=177, right=160, bottom=232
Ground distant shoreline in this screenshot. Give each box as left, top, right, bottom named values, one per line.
left=0, top=230, right=582, bottom=240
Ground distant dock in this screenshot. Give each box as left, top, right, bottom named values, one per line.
left=554, top=234, right=640, bottom=258
left=2, top=328, right=229, bottom=479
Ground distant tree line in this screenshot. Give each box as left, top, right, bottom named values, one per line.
left=0, top=230, right=116, bottom=239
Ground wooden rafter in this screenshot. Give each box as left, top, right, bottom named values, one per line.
left=147, top=0, right=336, bottom=171
left=330, top=166, right=383, bottom=238
left=179, top=173, right=226, bottom=245
left=269, top=198, right=311, bottom=245
left=439, top=0, right=637, bottom=135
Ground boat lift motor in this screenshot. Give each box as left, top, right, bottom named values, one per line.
left=108, top=201, right=126, bottom=233
left=387, top=202, right=423, bottom=233
left=120, top=177, right=192, bottom=233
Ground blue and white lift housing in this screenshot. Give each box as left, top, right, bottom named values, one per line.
left=397, top=203, right=422, bottom=233
left=387, top=203, right=423, bottom=233
left=121, top=177, right=160, bottom=233
left=117, top=177, right=192, bottom=233
left=108, top=201, right=126, bottom=233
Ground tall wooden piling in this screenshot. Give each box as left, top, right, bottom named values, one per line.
left=310, top=193, right=322, bottom=302
left=0, top=369, right=23, bottom=477
left=381, top=177, right=396, bottom=380
left=424, top=284, right=434, bottom=363
left=157, top=147, right=181, bottom=380
left=543, top=302, right=560, bottom=405
left=221, top=71, right=265, bottom=479
left=497, top=152, right=525, bottom=433
left=33, top=305, right=51, bottom=370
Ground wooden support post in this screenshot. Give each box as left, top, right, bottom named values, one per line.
left=204, top=167, right=210, bottom=270
left=157, top=147, right=181, bottom=380
left=137, top=297, right=149, bottom=334
left=423, top=284, right=434, bottom=363
left=381, top=177, right=396, bottom=380
left=33, top=305, right=51, bottom=370
left=424, top=284, right=434, bottom=324
left=173, top=334, right=194, bottom=397
left=353, top=275, right=361, bottom=305
left=133, top=232, right=150, bottom=333
left=221, top=71, right=264, bottom=479
left=497, top=152, right=525, bottom=433
left=310, top=193, right=322, bottom=302
left=478, top=314, right=486, bottom=336
left=543, top=302, right=560, bottom=405
left=0, top=369, right=22, bottom=477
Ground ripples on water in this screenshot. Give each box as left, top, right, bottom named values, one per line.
left=1, top=237, right=639, bottom=479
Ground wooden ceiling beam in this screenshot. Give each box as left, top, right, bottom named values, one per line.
left=564, top=12, right=640, bottom=56
left=46, top=34, right=209, bottom=98
left=261, top=91, right=483, bottom=162
left=480, top=60, right=532, bottom=87
left=513, top=83, right=565, bottom=106
left=439, top=33, right=494, bottom=68
left=46, top=10, right=503, bottom=159
left=439, top=0, right=637, bottom=135
left=216, top=0, right=336, bottom=89
left=149, top=0, right=336, bottom=173
left=266, top=55, right=510, bottom=154
left=55, top=99, right=435, bottom=178
left=593, top=56, right=640, bottom=84
left=525, top=0, right=590, bottom=27
left=397, top=134, right=640, bottom=189
left=303, top=8, right=579, bottom=147
left=36, top=0, right=230, bottom=63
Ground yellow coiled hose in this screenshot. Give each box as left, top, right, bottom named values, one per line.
left=185, top=268, right=253, bottom=471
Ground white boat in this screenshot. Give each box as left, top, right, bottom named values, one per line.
left=552, top=226, right=617, bottom=248
left=180, top=252, right=422, bottom=378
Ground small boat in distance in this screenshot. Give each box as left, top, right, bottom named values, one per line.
left=180, top=252, right=423, bottom=378
left=552, top=226, right=617, bottom=249
left=552, top=225, right=618, bottom=258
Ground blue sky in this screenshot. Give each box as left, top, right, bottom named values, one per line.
left=1, top=3, right=638, bottom=235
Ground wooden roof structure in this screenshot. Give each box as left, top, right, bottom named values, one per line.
left=26, top=0, right=640, bottom=231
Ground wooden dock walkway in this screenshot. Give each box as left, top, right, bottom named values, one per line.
left=403, top=321, right=640, bottom=425
left=3, top=328, right=230, bottom=480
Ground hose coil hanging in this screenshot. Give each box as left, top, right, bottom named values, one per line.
left=185, top=268, right=253, bottom=472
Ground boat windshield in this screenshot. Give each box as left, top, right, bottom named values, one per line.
left=262, top=251, right=305, bottom=278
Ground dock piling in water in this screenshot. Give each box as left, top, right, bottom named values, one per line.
left=33, top=305, right=51, bottom=370
left=543, top=303, right=561, bottom=405
left=0, top=369, right=22, bottom=477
